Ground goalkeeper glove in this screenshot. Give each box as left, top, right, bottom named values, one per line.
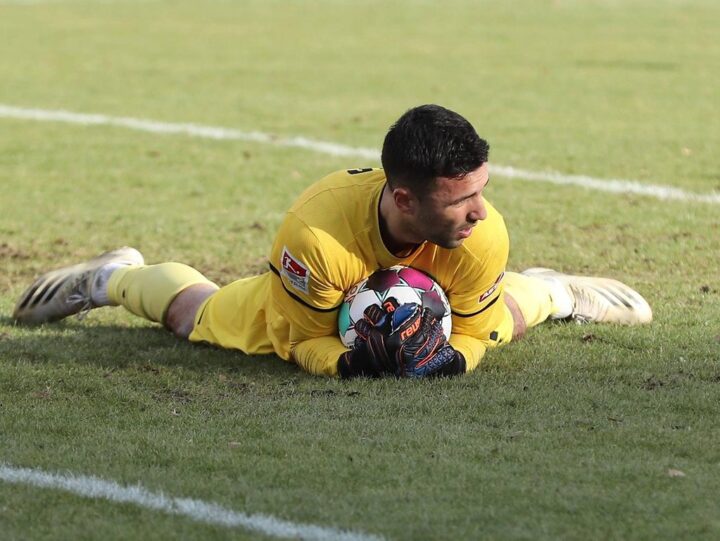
left=387, top=303, right=466, bottom=378
left=337, top=303, right=402, bottom=379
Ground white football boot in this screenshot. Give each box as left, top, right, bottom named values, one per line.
left=13, top=247, right=144, bottom=324
left=521, top=267, right=652, bottom=325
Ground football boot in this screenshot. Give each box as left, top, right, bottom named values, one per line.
left=13, top=247, right=144, bottom=324
left=522, top=267, right=652, bottom=325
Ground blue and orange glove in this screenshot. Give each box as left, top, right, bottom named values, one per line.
left=386, top=302, right=466, bottom=378
left=337, top=300, right=466, bottom=379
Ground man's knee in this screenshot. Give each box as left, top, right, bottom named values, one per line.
left=504, top=293, right=527, bottom=341
left=165, top=284, right=218, bottom=339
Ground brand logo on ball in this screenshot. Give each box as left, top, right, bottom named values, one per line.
left=343, top=282, right=362, bottom=303
left=280, top=247, right=310, bottom=294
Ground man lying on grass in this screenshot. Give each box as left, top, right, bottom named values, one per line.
left=13, top=105, right=652, bottom=378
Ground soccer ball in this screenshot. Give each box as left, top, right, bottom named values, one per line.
left=338, top=265, right=452, bottom=348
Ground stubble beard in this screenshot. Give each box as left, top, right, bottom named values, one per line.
left=425, top=226, right=464, bottom=250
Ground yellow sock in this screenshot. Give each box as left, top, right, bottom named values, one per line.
left=107, top=263, right=217, bottom=323
left=503, top=271, right=554, bottom=328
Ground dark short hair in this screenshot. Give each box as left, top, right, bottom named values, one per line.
left=381, top=104, right=489, bottom=197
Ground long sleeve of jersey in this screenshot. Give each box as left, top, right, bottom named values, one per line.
left=449, top=333, right=488, bottom=372
left=292, top=336, right=348, bottom=376
left=267, top=211, right=357, bottom=376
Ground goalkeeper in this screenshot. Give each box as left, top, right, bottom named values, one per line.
left=12, top=105, right=652, bottom=378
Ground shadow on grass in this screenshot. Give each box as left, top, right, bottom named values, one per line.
left=0, top=316, right=302, bottom=379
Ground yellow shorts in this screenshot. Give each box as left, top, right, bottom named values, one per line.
left=488, top=271, right=554, bottom=348
left=189, top=273, right=277, bottom=355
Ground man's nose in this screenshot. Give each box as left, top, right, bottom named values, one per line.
left=468, top=198, right=487, bottom=223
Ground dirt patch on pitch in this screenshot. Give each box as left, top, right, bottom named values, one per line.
left=0, top=243, right=33, bottom=261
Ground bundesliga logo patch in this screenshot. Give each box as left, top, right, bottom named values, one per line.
left=479, top=271, right=504, bottom=303
left=280, top=247, right=310, bottom=294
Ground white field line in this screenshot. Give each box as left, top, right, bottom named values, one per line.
left=0, top=463, right=384, bottom=541
left=2, top=103, right=718, bottom=205
left=490, top=165, right=720, bottom=204
left=0, top=104, right=380, bottom=160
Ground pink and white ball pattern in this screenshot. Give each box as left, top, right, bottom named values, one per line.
left=338, top=265, right=452, bottom=348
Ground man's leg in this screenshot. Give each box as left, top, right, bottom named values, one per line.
left=501, top=271, right=557, bottom=342
left=13, top=247, right=278, bottom=357
left=164, top=284, right=218, bottom=338
left=106, top=262, right=218, bottom=331
left=503, top=293, right=527, bottom=341
left=13, top=247, right=218, bottom=333
left=502, top=269, right=652, bottom=337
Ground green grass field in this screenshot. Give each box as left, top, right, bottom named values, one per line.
left=1, top=0, right=719, bottom=539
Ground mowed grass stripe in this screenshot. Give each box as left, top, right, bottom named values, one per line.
left=0, top=463, right=385, bottom=541
left=2, top=103, right=718, bottom=205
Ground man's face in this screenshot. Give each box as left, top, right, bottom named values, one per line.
left=412, top=163, right=490, bottom=249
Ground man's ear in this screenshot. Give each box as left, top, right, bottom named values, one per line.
left=392, top=187, right=418, bottom=215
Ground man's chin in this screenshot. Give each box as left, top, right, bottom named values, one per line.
left=433, top=237, right=465, bottom=250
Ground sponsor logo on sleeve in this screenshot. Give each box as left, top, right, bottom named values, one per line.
left=479, top=271, right=504, bottom=303
left=280, top=247, right=311, bottom=294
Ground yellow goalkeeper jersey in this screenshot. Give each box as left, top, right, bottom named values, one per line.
left=190, top=168, right=510, bottom=376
